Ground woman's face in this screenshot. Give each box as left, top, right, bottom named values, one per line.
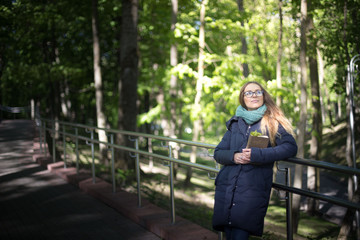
left=243, top=83, right=264, bottom=111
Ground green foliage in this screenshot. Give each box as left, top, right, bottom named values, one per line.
left=1, top=0, right=359, bottom=150
left=250, top=130, right=263, bottom=137
left=116, top=168, right=134, bottom=184
left=138, top=104, right=162, bottom=125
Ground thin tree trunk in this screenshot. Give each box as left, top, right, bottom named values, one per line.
left=116, top=0, right=138, bottom=174
left=338, top=188, right=360, bottom=239
left=343, top=0, right=354, bottom=201
left=306, top=6, right=322, bottom=215
left=270, top=0, right=283, bottom=203
left=92, top=0, right=108, bottom=165
left=237, top=0, right=249, bottom=78
left=253, top=36, right=270, bottom=81
left=292, top=0, right=308, bottom=234
left=143, top=90, right=153, bottom=170
left=60, top=80, right=72, bottom=119
left=185, top=0, right=207, bottom=186
left=317, top=49, right=327, bottom=124
left=308, top=54, right=322, bottom=215
left=276, top=0, right=283, bottom=106
left=342, top=2, right=358, bottom=237
left=44, top=17, right=61, bottom=140
left=170, top=0, right=179, bottom=178
left=157, top=88, right=171, bottom=136
left=170, top=0, right=178, bottom=134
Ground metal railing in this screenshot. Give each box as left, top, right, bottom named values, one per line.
left=37, top=118, right=360, bottom=240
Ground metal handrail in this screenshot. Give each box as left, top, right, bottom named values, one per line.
left=38, top=118, right=360, bottom=240
left=40, top=118, right=216, bottom=149
left=272, top=183, right=360, bottom=210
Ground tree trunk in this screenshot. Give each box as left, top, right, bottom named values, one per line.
left=317, top=48, right=327, bottom=124
left=237, top=0, right=249, bottom=78
left=308, top=54, right=322, bottom=215
left=292, top=0, right=308, bottom=234
left=42, top=17, right=61, bottom=139
left=306, top=6, right=322, bottom=215
left=276, top=0, right=283, bottom=106
left=185, top=0, right=207, bottom=186
left=270, top=0, right=283, bottom=203
left=343, top=0, right=354, bottom=202
left=338, top=187, right=360, bottom=239
left=143, top=90, right=153, bottom=170
left=170, top=0, right=178, bottom=135
left=92, top=0, right=108, bottom=165
left=170, top=0, right=179, bottom=178
left=253, top=36, right=270, bottom=81
left=116, top=0, right=138, bottom=174
left=60, top=79, right=72, bottom=120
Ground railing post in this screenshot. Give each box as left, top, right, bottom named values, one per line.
left=168, top=145, right=176, bottom=224
left=135, top=138, right=141, bottom=207
left=43, top=121, right=47, bottom=157
left=218, top=231, right=224, bottom=240
left=85, top=128, right=96, bottom=183
left=285, top=167, right=293, bottom=240
left=129, top=136, right=142, bottom=207
left=75, top=128, right=79, bottom=174
left=110, top=134, right=116, bottom=193
left=52, top=120, right=56, bottom=163
left=39, top=119, right=43, bottom=154
left=62, top=125, right=67, bottom=169
left=276, top=162, right=293, bottom=240
left=90, top=129, right=95, bottom=183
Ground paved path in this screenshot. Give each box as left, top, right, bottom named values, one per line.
left=0, top=119, right=160, bottom=240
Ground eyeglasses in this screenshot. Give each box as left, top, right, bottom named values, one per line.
left=244, top=90, right=264, bottom=98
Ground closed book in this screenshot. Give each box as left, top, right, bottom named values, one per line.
left=246, top=135, right=269, bottom=148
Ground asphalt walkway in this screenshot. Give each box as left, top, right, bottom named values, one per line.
left=0, top=119, right=160, bottom=240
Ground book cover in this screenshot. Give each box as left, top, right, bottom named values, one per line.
left=246, top=135, right=269, bottom=148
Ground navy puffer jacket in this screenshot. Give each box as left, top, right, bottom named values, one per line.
left=212, top=116, right=297, bottom=236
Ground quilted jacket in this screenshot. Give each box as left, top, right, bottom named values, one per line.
left=212, top=116, right=297, bottom=236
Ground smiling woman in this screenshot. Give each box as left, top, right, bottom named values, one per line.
left=212, top=81, right=298, bottom=239
left=243, top=84, right=264, bottom=111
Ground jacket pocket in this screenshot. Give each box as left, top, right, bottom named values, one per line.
left=215, top=167, right=226, bottom=186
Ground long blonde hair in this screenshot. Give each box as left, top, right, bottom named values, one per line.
left=239, top=81, right=295, bottom=146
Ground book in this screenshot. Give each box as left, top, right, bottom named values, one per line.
left=246, top=135, right=269, bottom=148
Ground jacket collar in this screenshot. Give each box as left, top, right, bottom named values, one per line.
left=226, top=116, right=262, bottom=130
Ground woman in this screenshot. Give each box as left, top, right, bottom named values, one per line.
left=212, top=81, right=297, bottom=239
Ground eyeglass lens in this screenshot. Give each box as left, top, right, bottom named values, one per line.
left=244, top=90, right=263, bottom=97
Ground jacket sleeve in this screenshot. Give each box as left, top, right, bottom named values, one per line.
left=213, top=130, right=238, bottom=166
left=250, top=124, right=298, bottom=165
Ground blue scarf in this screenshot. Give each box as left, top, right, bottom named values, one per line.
left=235, top=104, right=267, bottom=125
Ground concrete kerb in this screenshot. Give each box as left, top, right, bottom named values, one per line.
left=78, top=178, right=218, bottom=240
left=32, top=136, right=218, bottom=240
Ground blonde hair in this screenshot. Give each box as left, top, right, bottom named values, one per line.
left=239, top=81, right=295, bottom=146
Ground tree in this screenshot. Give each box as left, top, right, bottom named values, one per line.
left=116, top=0, right=139, bottom=173
left=292, top=0, right=308, bottom=233
left=237, top=0, right=249, bottom=78
left=170, top=0, right=180, bottom=176
left=276, top=0, right=283, bottom=106
left=307, top=2, right=322, bottom=215
left=185, top=0, right=208, bottom=186
left=92, top=0, right=108, bottom=165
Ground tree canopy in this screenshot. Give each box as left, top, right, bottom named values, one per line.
left=1, top=0, right=359, bottom=146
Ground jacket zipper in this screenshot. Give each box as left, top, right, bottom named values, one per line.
left=246, top=125, right=251, bottom=137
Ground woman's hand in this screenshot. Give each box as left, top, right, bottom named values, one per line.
left=233, top=148, right=251, bottom=164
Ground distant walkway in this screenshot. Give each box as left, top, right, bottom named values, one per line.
left=0, top=120, right=160, bottom=240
